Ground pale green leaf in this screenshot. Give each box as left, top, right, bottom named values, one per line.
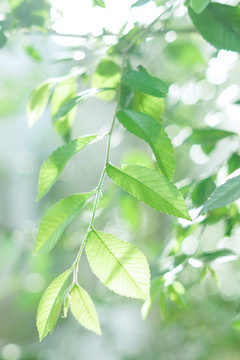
left=34, top=192, right=93, bottom=255
left=92, top=59, right=121, bottom=100
left=54, top=88, right=115, bottom=121
left=85, top=230, right=150, bottom=300
left=51, top=77, right=77, bottom=139
left=188, top=3, right=240, bottom=52
left=106, top=164, right=191, bottom=220
left=121, top=67, right=168, bottom=98
left=131, top=92, right=165, bottom=123
left=37, top=270, right=71, bottom=341
left=92, top=0, right=105, bottom=7
left=0, top=30, right=7, bottom=48
left=200, top=175, right=240, bottom=214
left=131, top=0, right=151, bottom=7
left=27, top=80, right=55, bottom=128
left=190, top=0, right=210, bottom=14
left=70, top=284, right=101, bottom=335
left=37, top=135, right=97, bottom=201
left=24, top=44, right=42, bottom=62
left=117, top=110, right=175, bottom=179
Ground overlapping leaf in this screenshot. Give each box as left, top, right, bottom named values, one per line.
left=190, top=0, right=210, bottom=14
left=34, top=192, right=93, bottom=255
left=131, top=92, right=165, bottom=123
left=85, top=230, right=150, bottom=300
left=200, top=175, right=240, bottom=214
left=37, top=135, right=97, bottom=200
left=92, top=58, right=120, bottom=100
left=121, top=67, right=168, bottom=98
left=70, top=284, right=101, bottom=335
left=106, top=163, right=191, bottom=220
left=37, top=270, right=71, bottom=341
left=188, top=3, right=240, bottom=52
left=117, top=110, right=174, bottom=179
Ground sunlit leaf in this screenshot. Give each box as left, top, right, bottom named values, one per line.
left=106, top=163, right=191, bottom=220
left=27, top=80, right=55, bottom=128
left=191, top=177, right=216, bottom=207
left=200, top=175, right=240, bottom=214
left=70, top=284, right=101, bottom=335
left=227, top=153, right=240, bottom=175
left=24, top=44, right=42, bottom=62
left=37, top=135, right=97, bottom=200
left=190, top=0, right=210, bottom=14
left=131, top=92, right=165, bottom=123
left=92, top=0, right=105, bottom=7
left=37, top=270, right=71, bottom=341
left=85, top=230, right=150, bottom=300
left=187, top=128, right=235, bottom=148
left=117, top=110, right=175, bottom=179
left=122, top=67, right=168, bottom=98
left=131, top=0, right=151, bottom=7
left=188, top=3, right=240, bottom=52
left=92, top=59, right=120, bottom=100
left=34, top=192, right=93, bottom=255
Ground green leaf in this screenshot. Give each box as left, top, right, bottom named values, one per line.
left=200, top=175, right=240, bottom=214
left=37, top=270, right=71, bottom=341
left=188, top=3, right=240, bottom=52
left=122, top=67, right=168, bottom=98
left=92, top=0, right=105, bottom=7
left=131, top=0, right=151, bottom=7
left=187, top=128, right=235, bottom=148
left=159, top=292, right=165, bottom=319
left=106, top=164, right=191, bottom=220
left=92, top=59, right=121, bottom=101
left=107, top=27, right=143, bottom=55
left=119, top=194, right=141, bottom=230
left=54, top=88, right=115, bottom=121
left=27, top=80, right=55, bottom=128
left=37, top=135, right=97, bottom=200
left=51, top=77, right=77, bottom=140
left=85, top=230, right=150, bottom=300
left=191, top=177, right=216, bottom=207
left=228, top=153, right=240, bottom=175
left=167, top=281, right=185, bottom=308
left=117, top=110, right=175, bottom=179
left=62, top=295, right=70, bottom=318
left=190, top=0, right=210, bottom=14
left=34, top=192, right=93, bottom=255
left=194, top=249, right=237, bottom=263
left=24, top=44, right=42, bottom=62
left=0, top=30, right=7, bottom=48
left=70, top=284, right=101, bottom=335
left=130, top=92, right=165, bottom=123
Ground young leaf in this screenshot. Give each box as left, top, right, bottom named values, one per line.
left=200, top=175, right=240, bottom=214
left=34, top=192, right=93, bottom=255
left=85, top=230, right=150, bottom=300
left=37, top=135, right=97, bottom=200
left=188, top=3, right=240, bottom=52
left=117, top=110, right=175, bottom=179
left=27, top=80, right=55, bottom=128
left=51, top=77, right=77, bottom=140
left=92, top=0, right=105, bottom=7
left=121, top=67, right=168, bottom=98
left=54, top=88, right=115, bottom=121
left=190, top=0, right=210, bottom=14
left=24, top=44, right=42, bottom=62
left=37, top=270, right=71, bottom=341
left=70, top=284, right=101, bottom=335
left=106, top=163, right=191, bottom=220
left=92, top=59, right=121, bottom=100
left=131, top=92, right=165, bottom=123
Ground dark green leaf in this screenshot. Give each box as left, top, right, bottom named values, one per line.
left=228, top=153, right=240, bottom=175
left=188, top=3, right=240, bottom=52
left=187, top=128, right=235, bottom=149
left=106, top=163, right=191, bottom=220
left=117, top=110, right=175, bottom=179
left=191, top=177, right=216, bottom=207
left=122, top=67, right=168, bottom=98
left=194, top=248, right=237, bottom=263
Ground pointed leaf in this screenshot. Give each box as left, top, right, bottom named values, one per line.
left=117, top=110, right=175, bottom=179
left=131, top=92, right=165, bottom=123
left=85, top=230, right=150, bottom=300
left=190, top=0, right=210, bottom=14
left=54, top=88, right=115, bottom=121
left=188, top=3, right=240, bottom=52
left=34, top=192, right=93, bottom=255
left=106, top=164, right=191, bottom=220
left=70, top=284, right=101, bottom=335
left=27, top=80, right=55, bottom=127
left=187, top=128, right=235, bottom=147
left=37, top=270, right=71, bottom=341
left=37, top=135, right=97, bottom=200
left=194, top=248, right=237, bottom=264
left=200, top=175, right=240, bottom=214
left=121, top=67, right=168, bottom=98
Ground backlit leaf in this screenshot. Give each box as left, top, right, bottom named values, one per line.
left=106, top=163, right=191, bottom=220
left=70, top=284, right=101, bottom=335
left=200, top=175, right=240, bottom=214
left=188, top=3, right=240, bottom=52
left=92, top=59, right=120, bottom=100
left=131, top=92, right=165, bottom=123
left=85, top=230, right=150, bottom=300
left=37, top=270, right=71, bottom=341
left=190, top=0, right=210, bottom=14
left=37, top=135, right=97, bottom=200
left=117, top=110, right=175, bottom=179
left=34, top=192, right=93, bottom=255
